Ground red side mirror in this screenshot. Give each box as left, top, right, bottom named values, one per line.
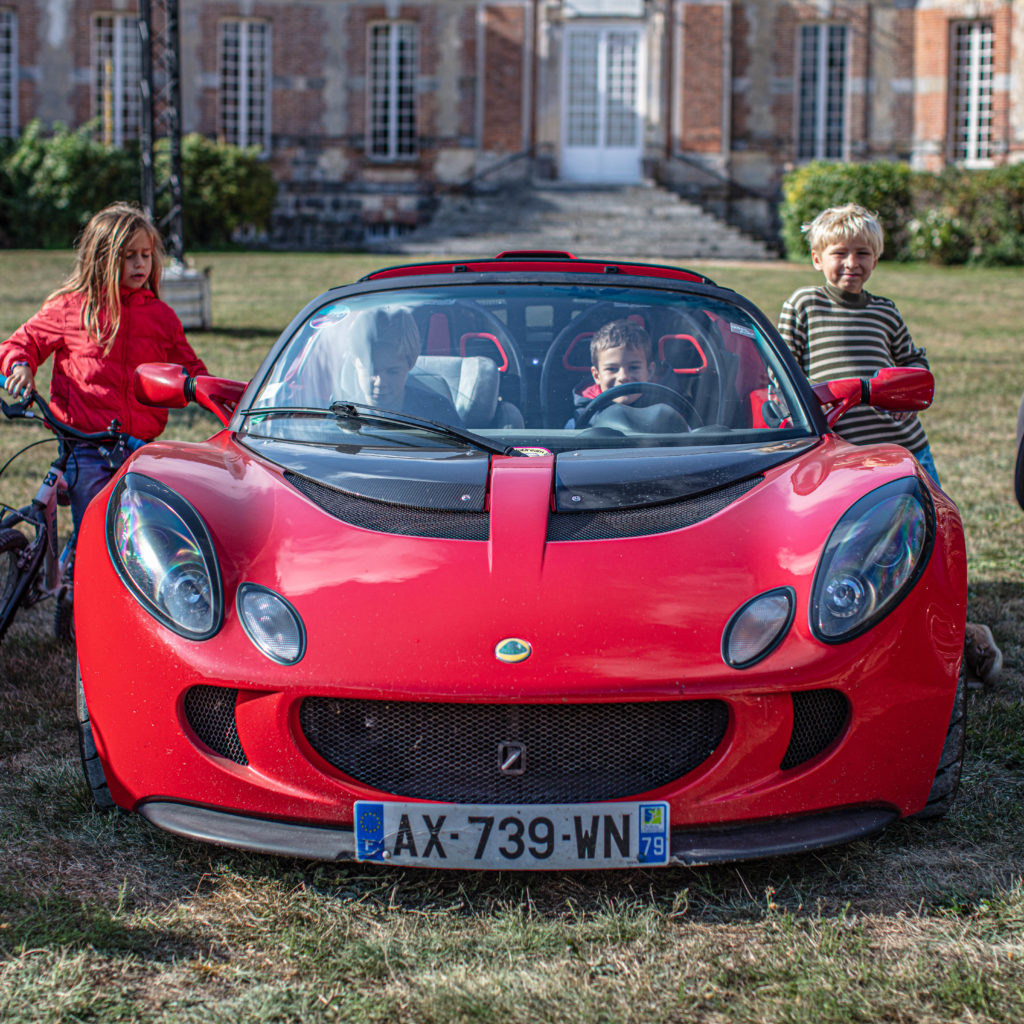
left=134, top=362, right=191, bottom=408
left=867, top=366, right=934, bottom=411
left=134, top=362, right=246, bottom=427
left=811, top=377, right=864, bottom=428
left=813, top=367, right=934, bottom=428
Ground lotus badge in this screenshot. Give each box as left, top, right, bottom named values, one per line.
left=494, top=637, right=532, bottom=663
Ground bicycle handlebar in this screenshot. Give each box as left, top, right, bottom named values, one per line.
left=0, top=372, right=126, bottom=445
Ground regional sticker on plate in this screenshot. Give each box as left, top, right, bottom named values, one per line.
left=354, top=801, right=670, bottom=869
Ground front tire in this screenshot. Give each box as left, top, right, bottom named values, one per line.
left=914, top=664, right=966, bottom=819
left=76, top=662, right=115, bottom=812
left=0, top=527, right=29, bottom=644
left=54, top=593, right=74, bottom=645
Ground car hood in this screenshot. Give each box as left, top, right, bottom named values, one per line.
left=238, top=435, right=817, bottom=512
left=105, top=433, right=962, bottom=701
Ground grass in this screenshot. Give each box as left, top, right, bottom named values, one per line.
left=1, top=251, right=1023, bottom=1022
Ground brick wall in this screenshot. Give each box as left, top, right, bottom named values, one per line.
left=483, top=5, right=526, bottom=152
left=680, top=4, right=725, bottom=153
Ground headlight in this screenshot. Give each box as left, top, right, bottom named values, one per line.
left=107, top=473, right=223, bottom=639
left=722, top=588, right=795, bottom=668
left=811, top=478, right=933, bottom=642
left=237, top=583, right=305, bottom=664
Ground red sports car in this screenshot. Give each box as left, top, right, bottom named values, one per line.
left=74, top=252, right=966, bottom=869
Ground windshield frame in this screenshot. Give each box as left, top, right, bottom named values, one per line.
left=233, top=269, right=829, bottom=452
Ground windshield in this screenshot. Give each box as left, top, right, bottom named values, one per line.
left=242, top=283, right=813, bottom=453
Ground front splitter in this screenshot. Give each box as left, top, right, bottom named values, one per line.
left=139, top=801, right=897, bottom=866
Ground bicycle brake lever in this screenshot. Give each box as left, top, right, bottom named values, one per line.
left=0, top=397, right=34, bottom=417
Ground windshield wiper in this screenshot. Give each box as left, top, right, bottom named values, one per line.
left=328, top=402, right=520, bottom=456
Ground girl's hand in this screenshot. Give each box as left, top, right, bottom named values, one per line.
left=5, top=363, right=35, bottom=398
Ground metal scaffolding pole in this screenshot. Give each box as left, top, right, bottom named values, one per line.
left=138, top=0, right=185, bottom=265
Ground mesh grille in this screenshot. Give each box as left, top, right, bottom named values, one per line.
left=285, top=471, right=489, bottom=540
left=183, top=686, right=248, bottom=765
left=299, top=698, right=729, bottom=803
left=781, top=690, right=849, bottom=770
left=548, top=477, right=763, bottom=541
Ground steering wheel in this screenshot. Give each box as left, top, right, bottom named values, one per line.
left=575, top=382, right=703, bottom=430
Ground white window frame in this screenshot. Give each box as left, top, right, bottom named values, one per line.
left=219, top=19, right=272, bottom=154
left=368, top=21, right=417, bottom=161
left=950, top=20, right=994, bottom=166
left=0, top=9, right=16, bottom=139
left=93, top=14, right=143, bottom=147
left=795, top=23, right=848, bottom=162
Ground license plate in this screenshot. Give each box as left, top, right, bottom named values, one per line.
left=354, top=800, right=670, bottom=869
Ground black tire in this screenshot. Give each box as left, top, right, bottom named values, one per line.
left=54, top=593, right=74, bottom=645
left=914, top=665, right=966, bottom=819
left=76, top=662, right=115, bottom=812
left=0, top=527, right=29, bottom=644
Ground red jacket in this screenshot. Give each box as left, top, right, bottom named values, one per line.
left=0, top=288, right=207, bottom=439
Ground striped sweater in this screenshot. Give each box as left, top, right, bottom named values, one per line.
left=778, top=282, right=930, bottom=453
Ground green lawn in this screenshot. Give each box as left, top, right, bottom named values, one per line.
left=1, top=252, right=1022, bottom=1023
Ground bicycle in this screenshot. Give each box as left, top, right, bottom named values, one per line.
left=0, top=372, right=127, bottom=646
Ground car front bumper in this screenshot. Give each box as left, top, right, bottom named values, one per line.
left=139, top=799, right=897, bottom=867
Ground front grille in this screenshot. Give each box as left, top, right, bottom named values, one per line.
left=183, top=686, right=247, bottom=764
left=299, top=698, right=729, bottom=803
left=285, top=471, right=489, bottom=540
left=781, top=689, right=849, bottom=770
left=547, top=477, right=763, bottom=541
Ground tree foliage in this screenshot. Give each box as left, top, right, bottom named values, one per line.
left=781, top=160, right=1024, bottom=265
left=0, top=121, right=277, bottom=250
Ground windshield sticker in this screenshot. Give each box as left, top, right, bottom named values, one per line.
left=729, top=322, right=756, bottom=338
left=513, top=447, right=552, bottom=457
left=310, top=306, right=349, bottom=329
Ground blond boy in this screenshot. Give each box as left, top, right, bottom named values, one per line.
left=778, top=203, right=1001, bottom=686
left=777, top=203, right=939, bottom=483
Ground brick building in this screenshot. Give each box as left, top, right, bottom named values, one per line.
left=1, top=0, right=1020, bottom=244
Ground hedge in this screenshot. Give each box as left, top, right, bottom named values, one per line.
left=781, top=160, right=1024, bottom=265
left=0, top=120, right=277, bottom=250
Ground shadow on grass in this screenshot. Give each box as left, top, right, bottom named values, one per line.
left=0, top=885, right=208, bottom=962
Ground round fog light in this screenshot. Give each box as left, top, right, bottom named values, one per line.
left=723, top=588, right=795, bottom=669
left=237, top=584, right=305, bottom=664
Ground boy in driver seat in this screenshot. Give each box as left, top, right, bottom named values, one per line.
left=567, top=319, right=687, bottom=432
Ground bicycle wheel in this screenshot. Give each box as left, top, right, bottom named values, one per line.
left=76, top=662, right=115, bottom=811
left=0, top=527, right=28, bottom=644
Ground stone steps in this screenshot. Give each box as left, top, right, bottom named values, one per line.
left=373, top=182, right=775, bottom=261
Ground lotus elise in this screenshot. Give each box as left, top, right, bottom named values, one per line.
left=74, top=252, right=967, bottom=869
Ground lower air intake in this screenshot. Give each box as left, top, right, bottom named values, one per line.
left=183, top=685, right=247, bottom=765
left=781, top=689, right=849, bottom=770
left=299, top=698, right=729, bottom=803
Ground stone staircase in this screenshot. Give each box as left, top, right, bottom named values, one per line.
left=372, top=182, right=775, bottom=261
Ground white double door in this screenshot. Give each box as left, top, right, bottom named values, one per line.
left=560, top=24, right=645, bottom=184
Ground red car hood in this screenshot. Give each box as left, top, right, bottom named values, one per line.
left=90, top=432, right=965, bottom=704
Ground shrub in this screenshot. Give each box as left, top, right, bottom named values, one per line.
left=160, top=134, right=278, bottom=248
left=906, top=208, right=972, bottom=265
left=0, top=122, right=278, bottom=250
left=780, top=161, right=915, bottom=261
left=782, top=161, right=1024, bottom=266
left=0, top=121, right=138, bottom=247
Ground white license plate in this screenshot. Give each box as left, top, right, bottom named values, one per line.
left=354, top=800, right=670, bottom=869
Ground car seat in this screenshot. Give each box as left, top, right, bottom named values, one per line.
left=414, top=356, right=524, bottom=429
